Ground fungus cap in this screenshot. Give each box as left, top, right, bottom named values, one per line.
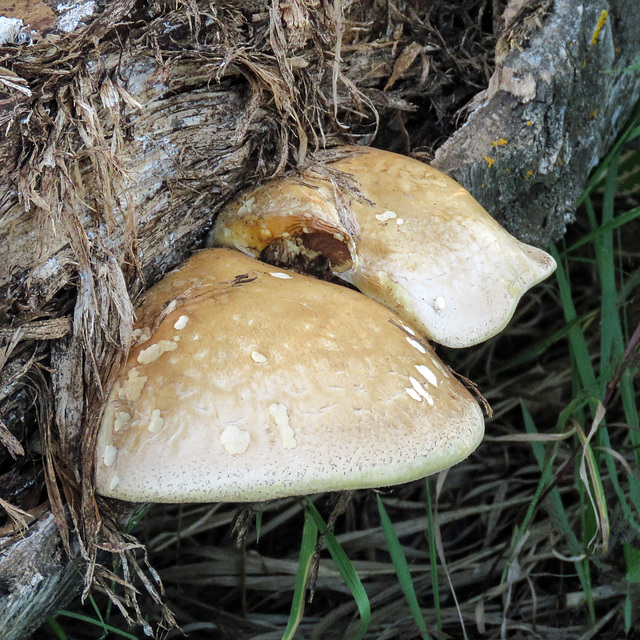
left=209, top=146, right=556, bottom=348
left=95, top=249, right=484, bottom=503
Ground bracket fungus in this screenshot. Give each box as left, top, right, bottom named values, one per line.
left=95, top=249, right=484, bottom=503
left=209, top=146, right=556, bottom=348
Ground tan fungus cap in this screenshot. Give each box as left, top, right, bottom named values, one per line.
left=209, top=147, right=556, bottom=348
left=95, top=249, right=484, bottom=503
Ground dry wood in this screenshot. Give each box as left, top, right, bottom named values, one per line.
left=434, top=0, right=640, bottom=245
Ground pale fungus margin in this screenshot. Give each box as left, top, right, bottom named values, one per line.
left=95, top=249, right=485, bottom=503
left=209, top=146, right=556, bottom=348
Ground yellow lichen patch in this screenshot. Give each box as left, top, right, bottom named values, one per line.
left=590, top=10, right=608, bottom=46
left=524, top=170, right=534, bottom=180
left=491, top=138, right=508, bottom=147
left=482, top=155, right=495, bottom=168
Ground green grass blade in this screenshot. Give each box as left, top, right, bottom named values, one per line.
left=88, top=595, right=110, bottom=638
left=549, top=245, right=597, bottom=391
left=377, top=495, right=429, bottom=639
left=593, top=155, right=618, bottom=378
left=282, top=509, right=319, bottom=640
left=510, top=405, right=593, bottom=617
left=304, top=499, right=371, bottom=640
left=624, top=544, right=640, bottom=633
left=605, top=56, right=640, bottom=73
left=624, top=543, right=640, bottom=583
left=509, top=405, right=561, bottom=543
left=490, top=310, right=598, bottom=377
left=45, top=617, right=69, bottom=640
left=52, top=611, right=140, bottom=640
left=563, top=205, right=640, bottom=254
left=125, top=504, right=154, bottom=533
left=425, top=477, right=441, bottom=631
left=577, top=101, right=640, bottom=204
left=255, top=510, right=263, bottom=543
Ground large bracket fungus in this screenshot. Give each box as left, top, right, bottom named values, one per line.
left=210, top=147, right=556, bottom=348
left=95, top=249, right=484, bottom=502
left=96, top=149, right=557, bottom=504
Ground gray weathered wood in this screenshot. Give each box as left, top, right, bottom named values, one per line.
left=434, top=0, right=640, bottom=245
left=0, top=514, right=83, bottom=640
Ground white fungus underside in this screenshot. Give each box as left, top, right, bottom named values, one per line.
left=96, top=249, right=484, bottom=503
left=211, top=147, right=556, bottom=348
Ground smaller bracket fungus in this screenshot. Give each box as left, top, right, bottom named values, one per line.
left=95, top=249, right=484, bottom=503
left=209, top=146, right=556, bottom=348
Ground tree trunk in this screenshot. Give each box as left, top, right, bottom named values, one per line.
left=0, top=0, right=639, bottom=637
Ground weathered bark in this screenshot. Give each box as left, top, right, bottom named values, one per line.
left=433, top=0, right=640, bottom=245
left=0, top=0, right=639, bottom=638
left=0, top=515, right=83, bottom=640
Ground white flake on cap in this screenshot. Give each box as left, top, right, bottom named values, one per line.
left=415, top=364, right=438, bottom=387
left=220, top=425, right=251, bottom=455
left=251, top=351, right=267, bottom=363
left=174, top=315, right=189, bottom=330
left=376, top=210, right=397, bottom=222
left=434, top=296, right=446, bottom=312
left=118, top=369, right=148, bottom=402
left=237, top=196, right=255, bottom=215
left=406, top=337, right=427, bottom=354
left=137, top=340, right=178, bottom=365
left=104, top=445, right=118, bottom=467
left=405, top=388, right=422, bottom=402
left=268, top=403, right=297, bottom=450
left=401, top=323, right=415, bottom=336
left=109, top=475, right=120, bottom=491
left=148, top=409, right=164, bottom=433
left=131, top=327, right=151, bottom=345
left=409, top=376, right=434, bottom=405
left=270, top=272, right=293, bottom=279
left=114, top=411, right=131, bottom=433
